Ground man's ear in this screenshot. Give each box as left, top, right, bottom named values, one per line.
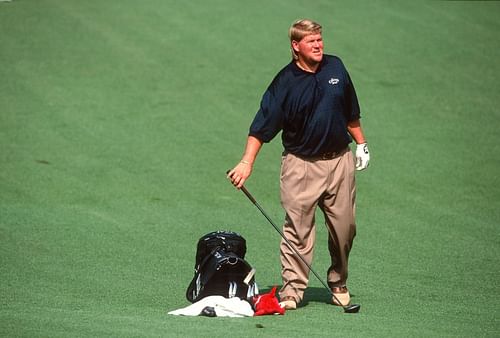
left=291, top=40, right=300, bottom=53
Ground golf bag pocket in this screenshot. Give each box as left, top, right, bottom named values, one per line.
left=186, top=231, right=258, bottom=303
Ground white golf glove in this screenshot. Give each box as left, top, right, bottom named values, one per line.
left=355, top=143, right=370, bottom=171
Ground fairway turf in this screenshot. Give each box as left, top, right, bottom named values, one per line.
left=1, top=1, right=499, bottom=337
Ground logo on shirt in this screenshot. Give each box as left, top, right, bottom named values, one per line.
left=328, top=78, right=339, bottom=85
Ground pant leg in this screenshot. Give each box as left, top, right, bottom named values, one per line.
left=319, top=150, right=357, bottom=288
left=278, top=153, right=328, bottom=302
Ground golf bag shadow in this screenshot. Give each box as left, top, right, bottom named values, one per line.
left=186, top=231, right=258, bottom=303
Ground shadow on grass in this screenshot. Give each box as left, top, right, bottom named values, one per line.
left=260, top=286, right=357, bottom=308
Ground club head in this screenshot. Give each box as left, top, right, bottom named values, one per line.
left=344, top=304, right=361, bottom=313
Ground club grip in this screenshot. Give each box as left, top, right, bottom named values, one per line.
left=240, top=186, right=256, bottom=204
left=226, top=169, right=257, bottom=204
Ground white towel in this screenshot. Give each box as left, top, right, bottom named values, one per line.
left=168, top=296, right=254, bottom=317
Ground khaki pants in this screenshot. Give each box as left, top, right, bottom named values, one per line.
left=278, top=148, right=356, bottom=303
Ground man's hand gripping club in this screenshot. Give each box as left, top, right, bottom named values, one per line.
left=227, top=136, right=263, bottom=189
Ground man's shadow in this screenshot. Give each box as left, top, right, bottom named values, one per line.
left=261, top=286, right=356, bottom=307
left=302, top=286, right=334, bottom=306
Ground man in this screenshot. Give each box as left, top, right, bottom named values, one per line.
left=227, top=19, right=370, bottom=310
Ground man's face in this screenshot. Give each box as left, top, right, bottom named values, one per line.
left=293, top=33, right=324, bottom=65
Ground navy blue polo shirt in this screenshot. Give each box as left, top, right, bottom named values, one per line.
left=249, top=54, right=361, bottom=157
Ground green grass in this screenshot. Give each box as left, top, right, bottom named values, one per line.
left=1, top=0, right=499, bottom=337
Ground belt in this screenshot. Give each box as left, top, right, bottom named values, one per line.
left=318, top=150, right=344, bottom=160
left=288, top=147, right=348, bottom=161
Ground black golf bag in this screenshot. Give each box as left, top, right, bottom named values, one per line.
left=186, top=230, right=258, bottom=303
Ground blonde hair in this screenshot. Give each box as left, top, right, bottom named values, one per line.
left=289, top=19, right=322, bottom=60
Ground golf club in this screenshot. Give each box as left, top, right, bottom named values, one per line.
left=229, top=177, right=361, bottom=313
